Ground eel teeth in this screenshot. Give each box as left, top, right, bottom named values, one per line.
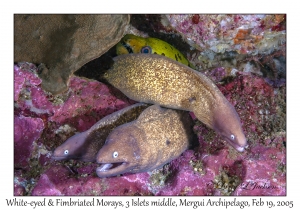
left=97, top=163, right=113, bottom=172
left=97, top=162, right=126, bottom=172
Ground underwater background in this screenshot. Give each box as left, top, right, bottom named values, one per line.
left=14, top=14, right=286, bottom=196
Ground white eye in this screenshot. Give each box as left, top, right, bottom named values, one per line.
left=113, top=151, right=118, bottom=158
left=64, top=150, right=69, bottom=155
left=230, top=134, right=235, bottom=140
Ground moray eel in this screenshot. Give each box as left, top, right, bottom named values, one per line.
left=96, top=105, right=197, bottom=178
left=103, top=54, right=247, bottom=152
left=52, top=103, right=149, bottom=162
left=116, top=34, right=195, bottom=69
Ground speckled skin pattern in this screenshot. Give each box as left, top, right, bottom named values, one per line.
left=52, top=103, right=149, bottom=162
left=104, top=54, right=247, bottom=151
left=96, top=105, right=197, bottom=178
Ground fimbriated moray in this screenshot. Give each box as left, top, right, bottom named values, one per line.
left=116, top=34, right=195, bottom=68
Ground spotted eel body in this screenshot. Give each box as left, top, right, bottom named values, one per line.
left=104, top=53, right=247, bottom=152
left=96, top=105, right=197, bottom=177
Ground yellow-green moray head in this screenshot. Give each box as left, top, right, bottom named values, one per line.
left=116, top=34, right=195, bottom=69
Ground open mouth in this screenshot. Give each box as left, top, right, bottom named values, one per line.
left=234, top=145, right=246, bottom=152
left=225, top=138, right=248, bottom=152
left=97, top=162, right=125, bottom=172
left=96, top=162, right=130, bottom=178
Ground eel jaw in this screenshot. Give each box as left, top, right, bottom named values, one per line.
left=51, top=152, right=71, bottom=161
left=51, top=155, right=66, bottom=161
left=96, top=162, right=133, bottom=178
left=224, top=137, right=248, bottom=152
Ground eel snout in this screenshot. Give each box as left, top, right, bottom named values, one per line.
left=96, top=162, right=130, bottom=178
left=224, top=134, right=248, bottom=152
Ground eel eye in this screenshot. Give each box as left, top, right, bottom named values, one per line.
left=141, top=46, right=152, bottom=54
left=113, top=151, right=118, bottom=158
left=230, top=134, right=235, bottom=140
left=64, top=150, right=69, bottom=155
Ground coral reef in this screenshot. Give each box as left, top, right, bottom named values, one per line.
left=14, top=14, right=130, bottom=94
left=13, top=63, right=134, bottom=195
left=14, top=61, right=285, bottom=196
left=119, top=15, right=286, bottom=84
left=13, top=14, right=285, bottom=196
left=164, top=14, right=286, bottom=77
left=165, top=14, right=285, bottom=55
left=14, top=116, right=44, bottom=168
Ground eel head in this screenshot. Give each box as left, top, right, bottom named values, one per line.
left=52, top=131, right=92, bottom=161
left=212, top=100, right=248, bottom=152
left=96, top=124, right=142, bottom=178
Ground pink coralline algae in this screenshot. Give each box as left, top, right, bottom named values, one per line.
left=14, top=63, right=132, bottom=132
left=165, top=14, right=286, bottom=55
left=31, top=165, right=152, bottom=196
left=14, top=61, right=285, bottom=196
left=14, top=62, right=134, bottom=195
left=149, top=71, right=286, bottom=196
left=14, top=115, right=44, bottom=168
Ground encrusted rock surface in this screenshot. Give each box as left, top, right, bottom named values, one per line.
left=14, top=62, right=286, bottom=196
left=14, top=14, right=130, bottom=94
left=13, top=14, right=286, bottom=196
